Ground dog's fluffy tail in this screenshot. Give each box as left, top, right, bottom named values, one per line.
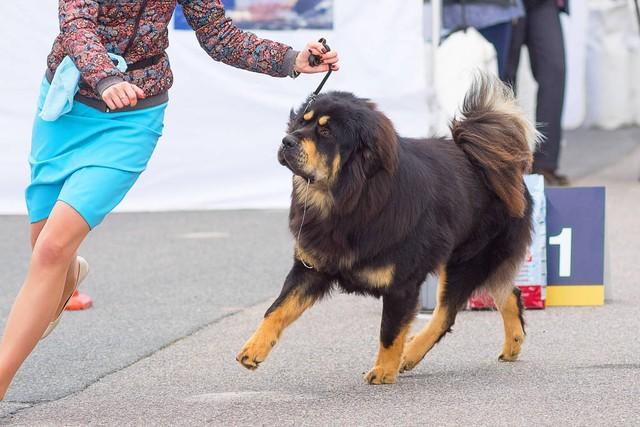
left=451, top=73, right=540, bottom=218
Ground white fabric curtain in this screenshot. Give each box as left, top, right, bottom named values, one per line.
left=0, top=0, right=427, bottom=214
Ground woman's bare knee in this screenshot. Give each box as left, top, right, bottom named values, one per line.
left=32, top=236, right=74, bottom=268
left=30, top=202, right=90, bottom=268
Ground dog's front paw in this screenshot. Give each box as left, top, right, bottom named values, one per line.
left=498, top=334, right=525, bottom=362
left=399, top=336, right=422, bottom=373
left=399, top=358, right=416, bottom=373
left=364, top=365, right=397, bottom=385
left=236, top=333, right=277, bottom=370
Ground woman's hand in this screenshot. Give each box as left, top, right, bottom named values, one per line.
left=294, top=40, right=340, bottom=74
left=102, top=82, right=146, bottom=111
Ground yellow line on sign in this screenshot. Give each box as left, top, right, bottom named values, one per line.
left=546, top=285, right=604, bottom=306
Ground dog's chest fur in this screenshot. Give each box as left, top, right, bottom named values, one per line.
left=294, top=243, right=396, bottom=295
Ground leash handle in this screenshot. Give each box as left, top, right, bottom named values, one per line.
left=308, top=38, right=330, bottom=67
left=302, top=38, right=333, bottom=113
left=309, top=38, right=333, bottom=97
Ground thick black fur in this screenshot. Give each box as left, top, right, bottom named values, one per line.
left=265, top=79, right=532, bottom=363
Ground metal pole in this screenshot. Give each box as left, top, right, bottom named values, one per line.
left=427, top=0, right=442, bottom=135
left=421, top=0, right=443, bottom=311
left=634, top=0, right=640, bottom=36
left=432, top=0, right=442, bottom=63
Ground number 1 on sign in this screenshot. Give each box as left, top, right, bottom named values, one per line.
left=549, top=227, right=572, bottom=277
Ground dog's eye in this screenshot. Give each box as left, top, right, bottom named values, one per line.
left=318, top=127, right=331, bottom=138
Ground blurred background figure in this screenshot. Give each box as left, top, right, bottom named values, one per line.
left=226, top=0, right=331, bottom=30
left=221, top=0, right=236, bottom=8
left=506, top=0, right=570, bottom=186
left=442, top=0, right=525, bottom=80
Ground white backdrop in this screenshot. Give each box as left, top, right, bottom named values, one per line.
left=0, top=0, right=428, bottom=214
left=3, top=1, right=637, bottom=215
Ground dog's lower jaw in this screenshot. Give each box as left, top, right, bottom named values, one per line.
left=295, top=173, right=316, bottom=184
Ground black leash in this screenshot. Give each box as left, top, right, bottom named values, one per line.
left=304, top=38, right=333, bottom=112
left=296, top=38, right=334, bottom=262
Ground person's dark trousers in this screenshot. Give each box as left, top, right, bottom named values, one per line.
left=505, top=0, right=566, bottom=172
left=479, top=21, right=513, bottom=81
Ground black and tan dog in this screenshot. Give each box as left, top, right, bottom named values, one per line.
left=236, top=75, right=538, bottom=384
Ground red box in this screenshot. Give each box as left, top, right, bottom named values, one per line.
left=468, top=175, right=547, bottom=310
left=468, top=285, right=545, bottom=310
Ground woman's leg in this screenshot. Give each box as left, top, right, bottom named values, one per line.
left=478, top=22, right=513, bottom=81
left=504, top=18, right=527, bottom=91
left=525, top=0, right=566, bottom=174
left=0, top=202, right=89, bottom=399
left=30, top=220, right=81, bottom=319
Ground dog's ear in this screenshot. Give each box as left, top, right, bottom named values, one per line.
left=357, top=106, right=399, bottom=174
left=332, top=152, right=367, bottom=213
left=332, top=103, right=398, bottom=212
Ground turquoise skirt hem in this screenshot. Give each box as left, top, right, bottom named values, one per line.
left=26, top=77, right=167, bottom=228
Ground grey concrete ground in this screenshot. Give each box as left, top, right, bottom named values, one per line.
left=0, top=128, right=639, bottom=426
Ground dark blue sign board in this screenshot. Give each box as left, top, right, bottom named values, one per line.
left=545, top=187, right=605, bottom=305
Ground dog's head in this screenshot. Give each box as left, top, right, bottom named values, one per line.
left=278, top=91, right=399, bottom=212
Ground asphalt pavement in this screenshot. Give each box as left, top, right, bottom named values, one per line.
left=0, top=128, right=639, bottom=426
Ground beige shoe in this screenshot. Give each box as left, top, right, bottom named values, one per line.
left=41, top=256, right=89, bottom=340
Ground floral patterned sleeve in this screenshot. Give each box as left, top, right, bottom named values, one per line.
left=58, top=0, right=124, bottom=94
left=178, top=0, right=298, bottom=77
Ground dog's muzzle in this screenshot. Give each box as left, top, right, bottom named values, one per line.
left=278, top=135, right=298, bottom=166
left=278, top=135, right=315, bottom=182
left=282, top=135, right=297, bottom=149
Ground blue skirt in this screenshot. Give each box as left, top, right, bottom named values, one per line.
left=26, top=77, right=167, bottom=228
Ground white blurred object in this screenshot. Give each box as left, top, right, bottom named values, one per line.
left=560, top=4, right=588, bottom=129
left=630, top=0, right=640, bottom=126
left=513, top=48, right=537, bottom=127
left=631, top=37, right=640, bottom=126
left=585, top=32, right=631, bottom=129
left=584, top=0, right=633, bottom=129
left=434, top=28, right=497, bottom=135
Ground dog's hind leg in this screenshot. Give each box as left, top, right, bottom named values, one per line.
left=494, top=287, right=525, bottom=361
left=365, top=287, right=420, bottom=385
left=488, top=284, right=525, bottom=362
left=399, top=265, right=458, bottom=373
left=236, top=261, right=331, bottom=370
left=484, top=252, right=527, bottom=362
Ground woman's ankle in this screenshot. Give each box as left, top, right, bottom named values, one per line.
left=0, top=376, right=11, bottom=401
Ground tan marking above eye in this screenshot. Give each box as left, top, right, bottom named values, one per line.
left=303, top=110, right=315, bottom=121
left=318, top=115, right=330, bottom=126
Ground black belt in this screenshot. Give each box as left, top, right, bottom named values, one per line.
left=44, top=67, right=169, bottom=113
left=116, top=53, right=164, bottom=72
left=74, top=91, right=169, bottom=113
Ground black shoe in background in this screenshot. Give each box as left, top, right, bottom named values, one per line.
left=533, top=169, right=570, bottom=187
